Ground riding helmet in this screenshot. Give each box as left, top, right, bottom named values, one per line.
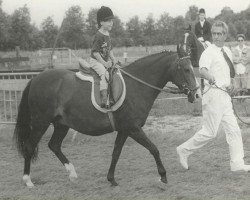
left=199, top=8, right=205, bottom=14
left=97, top=6, right=114, bottom=28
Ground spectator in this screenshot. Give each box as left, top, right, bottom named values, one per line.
left=232, top=34, right=248, bottom=93
left=243, top=48, right=250, bottom=93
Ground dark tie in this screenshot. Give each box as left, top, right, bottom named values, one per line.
left=221, top=48, right=235, bottom=78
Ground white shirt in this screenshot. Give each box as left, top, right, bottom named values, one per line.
left=234, top=45, right=247, bottom=75
left=199, top=44, right=232, bottom=88
left=199, top=20, right=205, bottom=28
left=235, top=45, right=247, bottom=57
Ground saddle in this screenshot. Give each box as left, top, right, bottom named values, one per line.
left=76, top=58, right=126, bottom=113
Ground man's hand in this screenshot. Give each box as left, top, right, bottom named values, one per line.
left=208, top=76, right=215, bottom=85
left=226, top=84, right=237, bottom=97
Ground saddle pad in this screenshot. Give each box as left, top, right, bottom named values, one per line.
left=75, top=70, right=126, bottom=113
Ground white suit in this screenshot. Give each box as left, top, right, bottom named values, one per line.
left=178, top=44, right=246, bottom=170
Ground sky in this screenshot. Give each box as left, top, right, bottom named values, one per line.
left=2, top=0, right=250, bottom=27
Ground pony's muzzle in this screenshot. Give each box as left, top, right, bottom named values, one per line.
left=183, top=88, right=190, bottom=95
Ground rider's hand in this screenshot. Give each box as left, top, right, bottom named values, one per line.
left=112, top=58, right=118, bottom=65
left=105, top=61, right=112, bottom=68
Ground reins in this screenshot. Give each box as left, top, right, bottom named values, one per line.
left=115, top=55, right=198, bottom=95
left=117, top=67, right=181, bottom=94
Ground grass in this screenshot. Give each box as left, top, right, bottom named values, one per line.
left=1, top=108, right=250, bottom=199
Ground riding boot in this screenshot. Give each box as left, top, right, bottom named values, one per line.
left=100, top=89, right=108, bottom=108
left=109, top=98, right=115, bottom=107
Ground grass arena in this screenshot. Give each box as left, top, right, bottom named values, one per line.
left=1, top=92, right=250, bottom=199
left=1, top=46, right=250, bottom=199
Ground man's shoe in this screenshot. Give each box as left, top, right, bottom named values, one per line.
left=177, top=146, right=189, bottom=170
left=231, top=164, right=250, bottom=172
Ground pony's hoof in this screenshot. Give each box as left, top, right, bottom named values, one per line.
left=69, top=174, right=78, bottom=183
left=109, top=179, right=118, bottom=186
left=160, top=176, right=168, bottom=184
left=27, top=182, right=34, bottom=188
left=23, top=175, right=34, bottom=188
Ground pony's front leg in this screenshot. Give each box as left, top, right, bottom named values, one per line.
left=129, top=128, right=167, bottom=184
left=107, top=131, right=128, bottom=186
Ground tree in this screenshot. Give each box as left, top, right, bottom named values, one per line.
left=172, top=16, right=186, bottom=43
left=61, top=5, right=86, bottom=49
left=228, top=22, right=237, bottom=40
left=215, top=7, right=234, bottom=24
left=9, top=5, right=33, bottom=50
left=185, top=5, right=198, bottom=30
left=111, top=15, right=125, bottom=47
left=143, top=13, right=156, bottom=46
left=29, top=25, right=45, bottom=50
left=41, top=17, right=59, bottom=48
left=155, top=12, right=173, bottom=45
left=126, top=16, right=144, bottom=46
left=234, top=20, right=247, bottom=35
left=86, top=8, right=98, bottom=37
left=0, top=0, right=11, bottom=50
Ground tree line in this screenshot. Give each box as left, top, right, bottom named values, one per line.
left=0, top=0, right=250, bottom=51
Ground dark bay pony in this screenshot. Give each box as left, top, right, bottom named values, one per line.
left=182, top=29, right=205, bottom=68
left=14, top=45, right=199, bottom=188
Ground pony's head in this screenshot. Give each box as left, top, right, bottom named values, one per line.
left=181, top=30, right=205, bottom=68
left=170, top=44, right=200, bottom=103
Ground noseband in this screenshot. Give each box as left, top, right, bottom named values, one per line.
left=177, top=56, right=200, bottom=95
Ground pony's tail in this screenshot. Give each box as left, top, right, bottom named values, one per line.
left=13, top=80, right=37, bottom=161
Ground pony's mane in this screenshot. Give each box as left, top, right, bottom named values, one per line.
left=126, top=50, right=176, bottom=68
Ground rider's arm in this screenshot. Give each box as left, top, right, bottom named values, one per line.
left=109, top=50, right=117, bottom=65
left=93, top=52, right=111, bottom=68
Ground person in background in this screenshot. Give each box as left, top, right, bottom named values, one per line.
left=195, top=8, right=212, bottom=46
left=232, top=34, right=248, bottom=93
left=243, top=48, right=250, bottom=94
left=177, top=21, right=250, bottom=172
left=195, top=8, right=212, bottom=94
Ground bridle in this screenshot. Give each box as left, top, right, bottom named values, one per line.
left=116, top=55, right=199, bottom=96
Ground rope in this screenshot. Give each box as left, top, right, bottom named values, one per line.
left=202, top=83, right=250, bottom=125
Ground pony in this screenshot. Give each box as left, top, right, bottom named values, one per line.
left=182, top=29, right=205, bottom=68
left=14, top=45, right=199, bottom=188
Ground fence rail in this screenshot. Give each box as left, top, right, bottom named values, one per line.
left=0, top=72, right=39, bottom=124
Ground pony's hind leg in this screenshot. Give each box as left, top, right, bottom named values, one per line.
left=48, top=124, right=77, bottom=182
left=129, top=128, right=167, bottom=184
left=23, top=123, right=50, bottom=188
left=107, top=131, right=128, bottom=186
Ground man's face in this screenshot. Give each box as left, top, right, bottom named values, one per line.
left=212, top=26, right=227, bottom=47
left=199, top=13, right=205, bottom=21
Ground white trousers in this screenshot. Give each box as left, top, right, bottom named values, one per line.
left=180, top=88, right=245, bottom=168
left=89, top=58, right=109, bottom=90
